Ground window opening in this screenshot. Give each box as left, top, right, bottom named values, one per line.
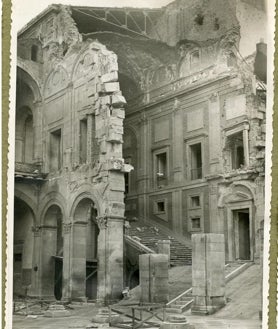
left=226, top=132, right=245, bottom=169
left=194, top=14, right=204, bottom=25
left=191, top=50, right=200, bottom=66
left=191, top=217, right=201, bottom=229
left=190, top=143, right=202, bottom=180
left=156, top=152, right=167, bottom=187
left=50, top=129, right=62, bottom=171
left=157, top=201, right=165, bottom=213
left=31, top=45, right=38, bottom=62
left=80, top=119, right=88, bottom=164
left=191, top=196, right=200, bottom=207
left=124, top=158, right=131, bottom=195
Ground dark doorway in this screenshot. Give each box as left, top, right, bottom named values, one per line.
left=86, top=261, right=98, bottom=300
left=129, top=269, right=140, bottom=289
left=237, top=210, right=251, bottom=260
left=54, top=257, right=63, bottom=300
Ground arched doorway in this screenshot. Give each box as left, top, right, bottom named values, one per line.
left=13, top=197, right=35, bottom=297
left=41, top=205, right=63, bottom=300
left=73, top=198, right=99, bottom=300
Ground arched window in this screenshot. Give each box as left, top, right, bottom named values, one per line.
left=31, top=45, right=38, bottom=62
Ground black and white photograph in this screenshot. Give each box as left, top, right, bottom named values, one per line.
left=6, top=0, right=274, bottom=328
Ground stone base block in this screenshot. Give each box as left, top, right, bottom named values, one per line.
left=91, top=308, right=122, bottom=324
left=160, top=315, right=195, bottom=329
left=191, top=296, right=226, bottom=315
left=44, top=304, right=70, bottom=317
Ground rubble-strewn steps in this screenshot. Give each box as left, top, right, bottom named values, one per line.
left=126, top=221, right=192, bottom=266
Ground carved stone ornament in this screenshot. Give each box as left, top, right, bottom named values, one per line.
left=32, top=225, right=42, bottom=236
left=209, top=93, right=218, bottom=103
left=63, top=223, right=72, bottom=234
left=96, top=216, right=108, bottom=230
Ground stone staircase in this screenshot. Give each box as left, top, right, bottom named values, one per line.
left=166, top=262, right=252, bottom=314
left=125, top=221, right=192, bottom=266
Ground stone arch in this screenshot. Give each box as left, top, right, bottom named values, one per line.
left=69, top=188, right=102, bottom=218
left=17, top=64, right=42, bottom=102
left=38, top=192, right=67, bottom=225
left=70, top=42, right=97, bottom=81
left=13, top=196, right=35, bottom=297
left=14, top=189, right=37, bottom=219
left=41, top=203, right=64, bottom=300
left=70, top=194, right=100, bottom=300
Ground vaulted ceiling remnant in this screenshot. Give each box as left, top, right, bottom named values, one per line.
left=70, top=6, right=163, bottom=40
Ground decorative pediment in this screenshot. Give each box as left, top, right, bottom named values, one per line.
left=44, top=65, right=69, bottom=98
left=72, top=49, right=98, bottom=81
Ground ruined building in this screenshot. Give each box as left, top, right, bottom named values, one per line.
left=14, top=0, right=267, bottom=303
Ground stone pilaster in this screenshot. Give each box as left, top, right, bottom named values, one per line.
left=62, top=222, right=72, bottom=301
left=97, top=216, right=124, bottom=304
left=172, top=99, right=183, bottom=182
left=28, top=225, right=41, bottom=297
left=70, top=220, right=87, bottom=301
left=39, top=225, right=57, bottom=299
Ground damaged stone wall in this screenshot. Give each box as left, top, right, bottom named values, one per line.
left=16, top=6, right=129, bottom=303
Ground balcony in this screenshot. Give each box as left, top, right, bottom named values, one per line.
left=15, top=162, right=46, bottom=181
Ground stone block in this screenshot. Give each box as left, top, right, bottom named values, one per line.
left=107, top=132, right=123, bottom=143
left=139, top=254, right=169, bottom=304
left=99, top=95, right=111, bottom=106
left=112, top=108, right=125, bottom=119
left=191, top=233, right=225, bottom=315
left=100, top=71, right=118, bottom=83
left=101, top=82, right=120, bottom=93
left=111, top=94, right=126, bottom=108
left=107, top=158, right=124, bottom=171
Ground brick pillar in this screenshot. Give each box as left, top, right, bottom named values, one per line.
left=97, top=216, right=124, bottom=304
left=70, top=221, right=87, bottom=301
left=191, top=233, right=225, bottom=315
left=139, top=254, right=169, bottom=303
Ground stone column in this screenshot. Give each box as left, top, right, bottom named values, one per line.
left=40, top=225, right=57, bottom=299
left=243, top=128, right=250, bottom=167
left=208, top=93, right=221, bottom=174
left=172, top=100, right=183, bottom=182
left=70, top=220, right=87, bottom=301
left=139, top=254, right=169, bottom=303
left=33, top=101, right=43, bottom=164
left=28, top=225, right=41, bottom=297
left=191, top=233, right=225, bottom=315
left=97, top=216, right=124, bottom=304
left=137, top=114, right=149, bottom=195
left=62, top=222, right=72, bottom=301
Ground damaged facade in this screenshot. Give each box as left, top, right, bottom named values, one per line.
left=14, top=0, right=267, bottom=303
